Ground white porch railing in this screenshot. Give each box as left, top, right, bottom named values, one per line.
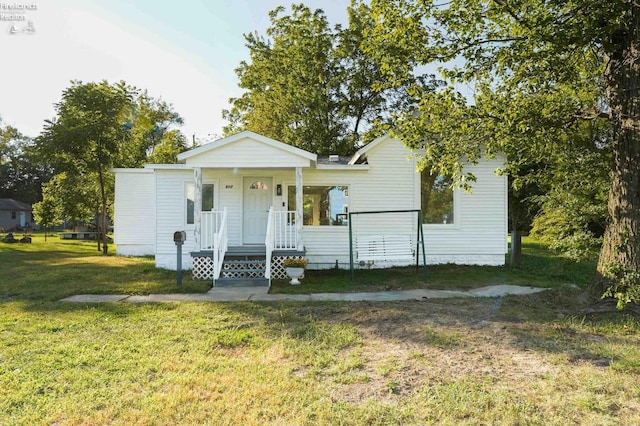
left=212, top=207, right=228, bottom=280
left=200, top=208, right=300, bottom=283
left=265, top=207, right=274, bottom=283
left=201, top=210, right=226, bottom=250
left=273, top=210, right=299, bottom=250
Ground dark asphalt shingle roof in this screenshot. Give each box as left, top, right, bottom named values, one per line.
left=316, top=155, right=352, bottom=165
left=0, top=198, right=32, bottom=211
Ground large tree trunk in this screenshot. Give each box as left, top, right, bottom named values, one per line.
left=591, top=6, right=640, bottom=301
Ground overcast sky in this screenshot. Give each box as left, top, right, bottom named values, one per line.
left=0, top=0, right=350, bottom=141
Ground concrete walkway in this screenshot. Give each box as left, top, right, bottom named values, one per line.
left=61, top=284, right=548, bottom=303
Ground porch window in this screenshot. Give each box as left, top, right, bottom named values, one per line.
left=186, top=183, right=215, bottom=225
left=421, top=170, right=454, bottom=224
left=288, top=185, right=349, bottom=226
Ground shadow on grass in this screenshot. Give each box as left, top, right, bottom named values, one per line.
left=0, top=238, right=210, bottom=303
left=270, top=251, right=596, bottom=295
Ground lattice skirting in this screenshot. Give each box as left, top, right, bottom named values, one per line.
left=191, top=255, right=305, bottom=280
left=192, top=256, right=214, bottom=280
left=271, top=255, right=305, bottom=279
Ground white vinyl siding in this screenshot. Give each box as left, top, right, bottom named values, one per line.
left=113, top=133, right=508, bottom=270
left=113, top=170, right=155, bottom=256
left=155, top=170, right=197, bottom=269
left=186, top=137, right=312, bottom=168
left=302, top=137, right=507, bottom=268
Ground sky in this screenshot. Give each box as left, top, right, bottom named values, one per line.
left=0, top=0, right=351, bottom=141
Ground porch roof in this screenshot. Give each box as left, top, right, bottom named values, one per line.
left=177, top=131, right=317, bottom=168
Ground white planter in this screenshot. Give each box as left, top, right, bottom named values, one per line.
left=285, top=267, right=305, bottom=285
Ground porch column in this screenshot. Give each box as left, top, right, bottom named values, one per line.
left=194, top=167, right=202, bottom=249
left=295, top=167, right=303, bottom=250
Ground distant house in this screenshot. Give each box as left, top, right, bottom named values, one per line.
left=0, top=198, right=33, bottom=231
left=112, top=131, right=508, bottom=286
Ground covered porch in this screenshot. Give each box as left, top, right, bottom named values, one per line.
left=176, top=131, right=316, bottom=286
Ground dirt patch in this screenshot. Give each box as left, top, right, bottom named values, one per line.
left=305, top=293, right=587, bottom=405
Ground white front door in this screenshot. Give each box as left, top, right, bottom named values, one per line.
left=243, top=177, right=273, bottom=244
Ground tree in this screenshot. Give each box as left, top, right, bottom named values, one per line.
left=41, top=172, right=97, bottom=227
left=37, top=81, right=135, bottom=255
left=32, top=186, right=62, bottom=241
left=36, top=82, right=188, bottom=253
left=224, top=1, right=434, bottom=155
left=0, top=122, right=52, bottom=204
left=366, top=0, right=638, bottom=308
left=119, top=91, right=187, bottom=166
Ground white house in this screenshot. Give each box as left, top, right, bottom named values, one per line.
left=112, top=131, right=507, bottom=286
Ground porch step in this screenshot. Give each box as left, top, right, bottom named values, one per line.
left=215, top=277, right=269, bottom=287
left=226, top=245, right=266, bottom=256
left=216, top=246, right=267, bottom=287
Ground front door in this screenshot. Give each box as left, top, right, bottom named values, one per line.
left=243, top=177, right=272, bottom=244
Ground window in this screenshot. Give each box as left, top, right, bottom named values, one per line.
left=202, top=184, right=214, bottom=211
left=11, top=211, right=16, bottom=220
left=249, top=180, right=269, bottom=190
left=186, top=183, right=215, bottom=225
left=421, top=170, right=454, bottom=224
left=288, top=185, right=349, bottom=226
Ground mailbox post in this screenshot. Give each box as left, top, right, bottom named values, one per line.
left=174, top=231, right=186, bottom=286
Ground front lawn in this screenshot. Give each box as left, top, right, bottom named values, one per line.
left=1, top=233, right=638, bottom=425
left=271, top=237, right=596, bottom=294
left=0, top=233, right=209, bottom=301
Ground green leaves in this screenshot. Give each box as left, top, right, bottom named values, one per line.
left=34, top=81, right=187, bottom=254
left=224, top=1, right=434, bottom=155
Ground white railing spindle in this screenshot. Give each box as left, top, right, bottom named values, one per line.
left=272, top=210, right=298, bottom=250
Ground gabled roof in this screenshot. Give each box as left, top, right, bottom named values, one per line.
left=177, top=130, right=317, bottom=163
left=0, top=198, right=32, bottom=211
left=348, top=133, right=392, bottom=165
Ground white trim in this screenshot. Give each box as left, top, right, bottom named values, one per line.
left=348, top=133, right=392, bottom=164
left=177, top=130, right=317, bottom=162
left=185, top=179, right=219, bottom=228
left=315, top=164, right=369, bottom=170
left=143, top=164, right=188, bottom=170
left=110, top=168, right=154, bottom=173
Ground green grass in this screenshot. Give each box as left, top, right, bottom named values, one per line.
left=271, top=237, right=596, bottom=294
left=0, top=233, right=209, bottom=301
left=1, top=233, right=638, bottom=425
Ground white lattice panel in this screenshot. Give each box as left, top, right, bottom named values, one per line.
left=192, top=256, right=214, bottom=280
left=272, top=256, right=304, bottom=279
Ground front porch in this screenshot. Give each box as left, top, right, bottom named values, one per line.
left=173, top=131, right=318, bottom=285
left=191, top=208, right=305, bottom=285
